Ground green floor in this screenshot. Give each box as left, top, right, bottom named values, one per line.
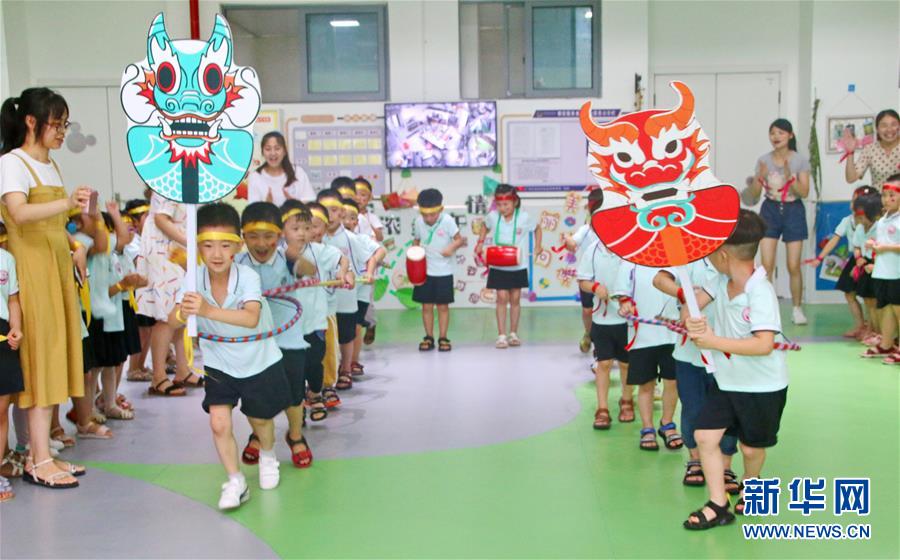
left=94, top=304, right=899, bottom=559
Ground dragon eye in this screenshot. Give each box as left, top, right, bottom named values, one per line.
left=203, top=64, right=223, bottom=95
left=665, top=140, right=681, bottom=155
left=157, top=62, right=176, bottom=94
left=615, top=152, right=633, bottom=166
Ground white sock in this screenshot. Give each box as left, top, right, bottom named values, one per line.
left=259, top=448, right=276, bottom=460
left=229, top=472, right=245, bottom=485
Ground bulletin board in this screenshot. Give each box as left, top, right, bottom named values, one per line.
left=502, top=108, right=621, bottom=194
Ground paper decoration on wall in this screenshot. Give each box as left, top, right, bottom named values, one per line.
left=580, top=81, right=739, bottom=268
left=120, top=13, right=261, bottom=203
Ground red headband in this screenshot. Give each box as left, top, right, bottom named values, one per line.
left=884, top=183, right=900, bottom=193
left=494, top=193, right=518, bottom=201
left=854, top=209, right=866, bottom=216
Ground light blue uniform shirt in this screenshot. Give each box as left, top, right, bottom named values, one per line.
left=412, top=213, right=459, bottom=277
left=484, top=209, right=535, bottom=272
left=702, top=267, right=788, bottom=392
left=571, top=223, right=599, bottom=261
left=0, top=248, right=19, bottom=323
left=575, top=241, right=625, bottom=325
left=88, top=233, right=126, bottom=332
left=671, top=259, right=718, bottom=367
left=235, top=249, right=309, bottom=351
left=612, top=262, right=678, bottom=350
left=177, top=263, right=282, bottom=378
left=872, top=212, right=900, bottom=280
left=324, top=225, right=378, bottom=313
left=301, top=242, right=342, bottom=333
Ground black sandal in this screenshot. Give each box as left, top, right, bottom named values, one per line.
left=658, top=422, right=684, bottom=450
left=148, top=378, right=186, bottom=397
left=735, top=496, right=745, bottom=516
left=174, top=371, right=205, bottom=388
left=683, top=460, right=705, bottom=486
left=438, top=337, right=452, bottom=352
left=308, top=395, right=328, bottom=422
left=724, top=470, right=742, bottom=496
left=419, top=336, right=435, bottom=351
left=683, top=500, right=735, bottom=530
left=639, top=427, right=659, bottom=451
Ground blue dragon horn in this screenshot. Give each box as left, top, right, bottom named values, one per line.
left=146, top=13, right=171, bottom=65
left=208, top=14, right=233, bottom=67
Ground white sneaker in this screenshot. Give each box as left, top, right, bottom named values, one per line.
left=49, top=438, right=65, bottom=451
left=258, top=453, right=280, bottom=490
left=218, top=477, right=249, bottom=510
left=508, top=332, right=521, bottom=347
left=792, top=307, right=808, bottom=325
left=495, top=335, right=508, bottom=349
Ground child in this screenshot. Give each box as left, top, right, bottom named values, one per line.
left=236, top=202, right=316, bottom=469
left=576, top=234, right=634, bottom=429
left=807, top=186, right=878, bottom=338
left=332, top=176, right=357, bottom=201
left=354, top=178, right=383, bottom=344
left=853, top=194, right=883, bottom=343
left=412, top=189, right=465, bottom=351
left=317, top=189, right=385, bottom=390
left=123, top=198, right=155, bottom=382
left=653, top=262, right=740, bottom=492
left=342, top=199, right=370, bottom=374
left=475, top=184, right=542, bottom=348
left=306, top=201, right=351, bottom=409
left=282, top=200, right=348, bottom=421
left=614, top=263, right=681, bottom=451
left=171, top=202, right=291, bottom=511
left=862, top=174, right=900, bottom=362
left=0, top=223, right=24, bottom=502
left=566, top=192, right=601, bottom=353
left=683, top=209, right=789, bottom=530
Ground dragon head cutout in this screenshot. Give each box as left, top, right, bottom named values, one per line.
left=580, top=81, right=739, bottom=267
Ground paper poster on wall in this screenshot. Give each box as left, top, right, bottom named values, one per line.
left=503, top=109, right=620, bottom=194
left=288, top=119, right=387, bottom=195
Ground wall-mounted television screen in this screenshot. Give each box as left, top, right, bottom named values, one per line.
left=384, top=101, right=497, bottom=169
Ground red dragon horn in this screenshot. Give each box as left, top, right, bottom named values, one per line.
left=580, top=102, right=638, bottom=147
left=645, top=81, right=695, bottom=136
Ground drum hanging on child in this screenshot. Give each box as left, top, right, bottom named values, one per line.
left=406, top=246, right=427, bottom=286
left=485, top=245, right=520, bottom=267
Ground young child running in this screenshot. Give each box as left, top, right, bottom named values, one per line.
left=807, top=185, right=879, bottom=338
left=354, top=178, right=383, bottom=344
left=862, top=174, right=900, bottom=362
left=282, top=200, right=348, bottom=422
left=683, top=209, right=789, bottom=530
left=566, top=192, right=601, bottom=353
left=236, top=202, right=316, bottom=469
left=0, top=225, right=24, bottom=502
left=476, top=184, right=542, bottom=349
left=614, top=263, right=682, bottom=451
left=123, top=198, right=155, bottom=382
left=412, top=188, right=465, bottom=352
left=171, top=202, right=291, bottom=510
left=317, top=189, right=384, bottom=391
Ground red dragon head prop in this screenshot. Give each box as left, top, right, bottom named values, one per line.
left=580, top=81, right=739, bottom=267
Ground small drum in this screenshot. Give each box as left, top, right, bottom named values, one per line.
left=485, top=245, right=520, bottom=267
left=406, top=246, right=427, bottom=286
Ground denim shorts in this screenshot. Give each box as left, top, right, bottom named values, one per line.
left=760, top=198, right=808, bottom=242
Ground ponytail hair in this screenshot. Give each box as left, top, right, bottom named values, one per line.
left=769, top=118, right=797, bottom=152
left=255, top=131, right=297, bottom=188
left=1, top=88, right=69, bottom=154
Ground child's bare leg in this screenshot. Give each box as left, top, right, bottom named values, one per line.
left=688, top=428, right=729, bottom=523
left=660, top=378, right=678, bottom=425
left=437, top=304, right=450, bottom=339
left=618, top=363, right=634, bottom=401
left=352, top=325, right=363, bottom=363
left=509, top=288, right=522, bottom=333
left=845, top=292, right=865, bottom=330
left=594, top=360, right=612, bottom=409
left=495, top=290, right=509, bottom=335
left=581, top=307, right=592, bottom=335
left=285, top=405, right=304, bottom=441
left=637, top=381, right=655, bottom=428
left=422, top=304, right=435, bottom=338
left=878, top=305, right=896, bottom=351
left=209, top=405, right=239, bottom=475
left=247, top=417, right=275, bottom=452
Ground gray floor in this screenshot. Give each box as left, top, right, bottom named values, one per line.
left=1, top=342, right=594, bottom=559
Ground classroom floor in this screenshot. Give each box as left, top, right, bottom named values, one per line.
left=1, top=304, right=898, bottom=559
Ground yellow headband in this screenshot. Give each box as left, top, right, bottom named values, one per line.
left=337, top=187, right=356, bottom=198
left=197, top=232, right=242, bottom=244
left=68, top=207, right=83, bottom=217
left=320, top=198, right=342, bottom=209
left=127, top=204, right=150, bottom=216
left=354, top=181, right=371, bottom=193
left=0, top=235, right=7, bottom=244
left=419, top=205, right=443, bottom=215
left=310, top=208, right=328, bottom=223
left=281, top=208, right=305, bottom=223
left=241, top=221, right=282, bottom=235
left=343, top=205, right=359, bottom=215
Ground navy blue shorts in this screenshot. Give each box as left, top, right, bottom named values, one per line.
left=760, top=199, right=808, bottom=242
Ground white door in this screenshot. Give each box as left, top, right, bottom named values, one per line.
left=51, top=87, right=113, bottom=199
left=653, top=74, right=717, bottom=170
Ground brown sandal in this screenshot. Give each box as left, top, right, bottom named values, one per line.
left=149, top=379, right=186, bottom=397
left=336, top=373, right=353, bottom=391
left=593, top=408, right=611, bottom=430
left=618, top=398, right=635, bottom=423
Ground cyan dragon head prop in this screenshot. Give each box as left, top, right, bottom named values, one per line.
left=121, top=13, right=260, bottom=204
left=580, top=81, right=739, bottom=267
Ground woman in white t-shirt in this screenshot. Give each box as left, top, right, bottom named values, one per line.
left=247, top=131, right=315, bottom=205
